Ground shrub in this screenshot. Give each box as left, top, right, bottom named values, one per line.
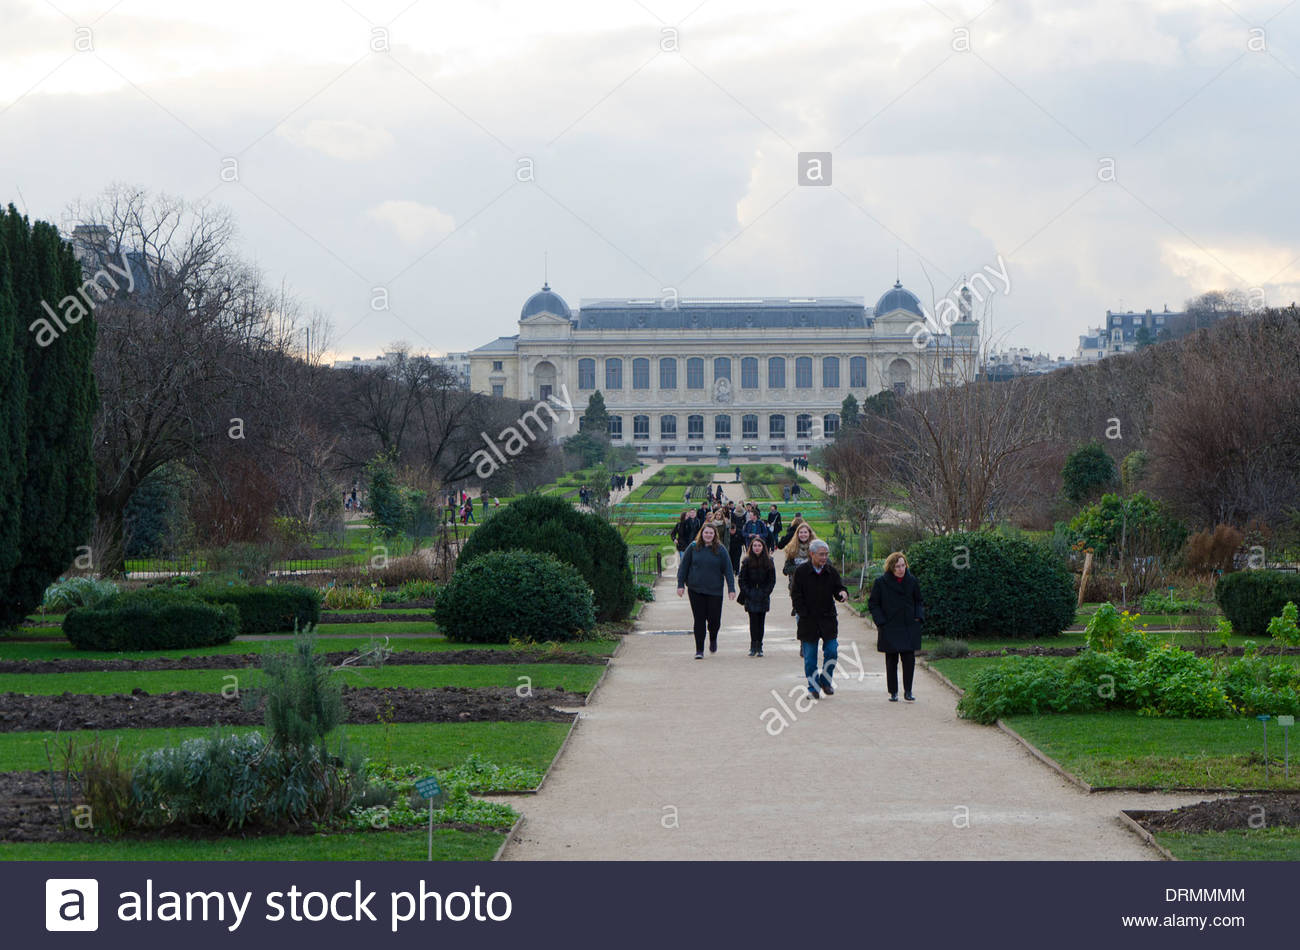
left=1083, top=603, right=1155, bottom=657
left=456, top=493, right=634, bottom=621
left=1139, top=589, right=1210, bottom=615
left=323, top=585, right=382, bottom=609
left=1062, top=441, right=1117, bottom=504
left=397, top=579, right=438, bottom=601
left=42, top=576, right=120, bottom=611
left=929, top=639, right=969, bottom=659
left=63, top=590, right=239, bottom=651
left=1266, top=602, right=1300, bottom=646
left=1065, top=650, right=1137, bottom=709
left=434, top=549, right=596, bottom=643
left=1221, top=647, right=1300, bottom=717
left=1183, top=524, right=1244, bottom=573
left=1068, top=491, right=1187, bottom=560
left=956, top=656, right=1093, bottom=724
left=906, top=531, right=1076, bottom=639
left=1216, top=571, right=1300, bottom=637
left=1132, top=644, right=1230, bottom=718
left=197, top=584, right=321, bottom=633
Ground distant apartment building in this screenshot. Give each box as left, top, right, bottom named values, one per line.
left=332, top=350, right=471, bottom=388
left=1075, top=306, right=1184, bottom=363
left=983, top=347, right=1072, bottom=380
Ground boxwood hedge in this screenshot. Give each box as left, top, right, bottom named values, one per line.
left=1216, top=570, right=1300, bottom=637
left=434, top=549, right=595, bottom=642
left=198, top=584, right=322, bottom=634
left=64, top=590, right=239, bottom=651
left=905, top=531, right=1076, bottom=639
left=457, top=493, right=634, bottom=621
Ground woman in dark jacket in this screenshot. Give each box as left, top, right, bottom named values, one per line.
left=670, top=510, right=700, bottom=552
left=676, top=523, right=736, bottom=658
left=867, top=551, right=924, bottom=702
left=736, top=535, right=776, bottom=656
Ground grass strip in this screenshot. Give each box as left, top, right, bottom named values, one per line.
left=0, top=663, right=603, bottom=696
left=0, top=720, right=573, bottom=774
left=0, top=828, right=503, bottom=862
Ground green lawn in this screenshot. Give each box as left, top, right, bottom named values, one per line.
left=2, top=720, right=572, bottom=775
left=314, top=621, right=438, bottom=635
left=0, top=828, right=503, bottom=862
left=1002, top=711, right=1300, bottom=790
left=0, top=663, right=603, bottom=696
left=0, top=636, right=618, bottom=662
left=1154, top=827, right=1300, bottom=860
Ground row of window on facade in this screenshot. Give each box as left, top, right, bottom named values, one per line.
left=578, top=356, right=870, bottom=391
left=607, top=412, right=840, bottom=441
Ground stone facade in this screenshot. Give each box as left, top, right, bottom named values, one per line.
left=469, top=283, right=978, bottom=458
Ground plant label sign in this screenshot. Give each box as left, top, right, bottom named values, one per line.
left=415, top=776, right=442, bottom=799
left=1278, top=716, right=1295, bottom=727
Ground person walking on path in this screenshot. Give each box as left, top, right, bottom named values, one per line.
left=671, top=509, right=700, bottom=553
left=790, top=539, right=848, bottom=698
left=676, top=523, right=736, bottom=658
left=766, top=504, right=782, bottom=543
left=781, top=521, right=817, bottom=619
left=867, top=551, right=925, bottom=702
left=727, top=501, right=745, bottom=571
left=737, top=535, right=776, bottom=656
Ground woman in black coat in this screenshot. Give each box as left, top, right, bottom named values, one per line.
left=867, top=551, right=924, bottom=702
left=736, top=535, right=776, bottom=656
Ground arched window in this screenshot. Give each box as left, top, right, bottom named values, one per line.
left=713, top=357, right=731, bottom=382
left=686, top=358, right=704, bottom=389
left=850, top=356, right=867, bottom=388
left=823, top=413, right=839, bottom=437
left=715, top=414, right=731, bottom=440
left=660, top=414, right=677, bottom=439
left=769, top=414, right=786, bottom=439
left=889, top=358, right=911, bottom=396
left=796, top=413, right=812, bottom=439
left=687, top=414, right=704, bottom=440
left=605, top=358, right=623, bottom=390
left=822, top=356, right=840, bottom=388
left=632, top=357, right=650, bottom=389
left=578, top=358, right=596, bottom=390
left=608, top=416, right=623, bottom=439
left=741, top=357, right=759, bottom=389
left=742, top=414, right=759, bottom=439
left=795, top=356, right=813, bottom=388
left=659, top=357, right=677, bottom=389
left=633, top=415, right=650, bottom=440
left=768, top=357, right=785, bottom=388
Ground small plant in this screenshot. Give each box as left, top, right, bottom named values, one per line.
left=42, top=576, right=120, bottom=611
left=323, top=584, right=382, bottom=609
left=1265, top=601, right=1300, bottom=646
left=1216, top=616, right=1234, bottom=648
left=398, top=579, right=438, bottom=601
left=929, top=639, right=970, bottom=659
left=634, top=583, right=655, bottom=602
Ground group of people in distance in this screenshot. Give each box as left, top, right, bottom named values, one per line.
left=674, top=504, right=925, bottom=702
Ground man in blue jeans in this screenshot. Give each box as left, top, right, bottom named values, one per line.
left=790, top=539, right=848, bottom=699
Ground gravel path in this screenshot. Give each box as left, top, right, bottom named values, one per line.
left=499, top=565, right=1219, bottom=860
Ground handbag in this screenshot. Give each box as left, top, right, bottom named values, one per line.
left=736, top=588, right=747, bottom=606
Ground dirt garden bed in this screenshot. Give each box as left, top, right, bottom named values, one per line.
left=0, top=649, right=607, bottom=674
left=0, top=686, right=583, bottom=731
left=1128, top=794, right=1300, bottom=833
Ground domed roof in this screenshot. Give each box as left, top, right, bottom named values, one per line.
left=874, top=280, right=924, bottom=318
left=520, top=283, right=572, bottom=320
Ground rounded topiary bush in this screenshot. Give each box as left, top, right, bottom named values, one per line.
left=1216, top=570, right=1300, bottom=637
left=434, top=549, right=596, bottom=642
left=906, top=531, right=1076, bottom=639
left=456, top=493, right=634, bottom=621
left=64, top=589, right=239, bottom=651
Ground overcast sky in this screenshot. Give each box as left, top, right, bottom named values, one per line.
left=3, top=0, right=1297, bottom=360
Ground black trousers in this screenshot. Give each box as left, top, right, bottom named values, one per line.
left=748, top=610, right=766, bottom=648
left=884, top=651, right=915, bottom=695
left=687, top=589, right=723, bottom=652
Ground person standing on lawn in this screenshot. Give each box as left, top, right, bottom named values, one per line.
left=676, top=523, right=736, bottom=658
left=867, top=551, right=925, bottom=702
left=790, top=539, right=848, bottom=698
left=766, top=504, right=782, bottom=543
left=737, top=535, right=776, bottom=656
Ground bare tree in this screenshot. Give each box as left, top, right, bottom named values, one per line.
left=69, top=185, right=306, bottom=573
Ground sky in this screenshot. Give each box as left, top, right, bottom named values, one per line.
left=2, top=0, right=1297, bottom=360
